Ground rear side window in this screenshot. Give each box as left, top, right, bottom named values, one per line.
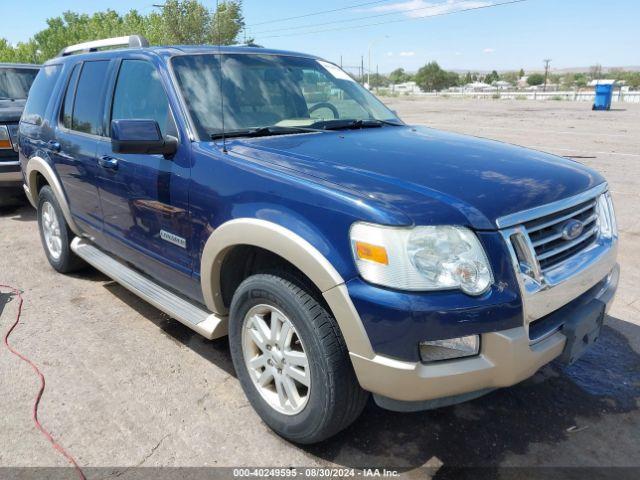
left=111, top=60, right=174, bottom=136
left=68, top=60, right=109, bottom=135
left=61, top=64, right=80, bottom=129
left=22, top=65, right=61, bottom=125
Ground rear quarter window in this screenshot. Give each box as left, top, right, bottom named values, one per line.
left=21, top=65, right=62, bottom=125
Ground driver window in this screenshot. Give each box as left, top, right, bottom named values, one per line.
left=111, top=60, right=177, bottom=137
left=300, top=68, right=369, bottom=121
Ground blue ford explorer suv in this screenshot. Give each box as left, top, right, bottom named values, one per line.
left=0, top=63, right=39, bottom=205
left=20, top=36, right=619, bottom=443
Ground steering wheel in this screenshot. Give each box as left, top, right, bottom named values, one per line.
left=309, top=102, right=339, bottom=119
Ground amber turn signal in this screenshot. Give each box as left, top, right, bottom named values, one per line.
left=354, top=241, right=389, bottom=265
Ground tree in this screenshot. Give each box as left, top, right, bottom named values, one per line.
left=369, top=73, right=390, bottom=88
left=527, top=73, right=545, bottom=86
left=414, top=61, right=458, bottom=92
left=500, top=71, right=519, bottom=84
left=161, top=0, right=211, bottom=44
left=211, top=0, right=246, bottom=45
left=446, top=70, right=460, bottom=87
left=389, top=68, right=412, bottom=84
left=590, top=63, right=603, bottom=80
left=518, top=68, right=525, bottom=78
left=485, top=70, right=499, bottom=84
left=463, top=71, right=473, bottom=84
left=0, top=0, right=246, bottom=63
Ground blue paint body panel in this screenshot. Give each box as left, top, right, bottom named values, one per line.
left=18, top=45, right=608, bottom=362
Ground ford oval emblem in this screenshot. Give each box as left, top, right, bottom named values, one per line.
left=561, top=219, right=584, bottom=241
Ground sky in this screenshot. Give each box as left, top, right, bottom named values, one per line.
left=2, top=0, right=639, bottom=73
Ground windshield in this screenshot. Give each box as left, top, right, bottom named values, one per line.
left=171, top=53, right=401, bottom=139
left=0, top=67, right=39, bottom=100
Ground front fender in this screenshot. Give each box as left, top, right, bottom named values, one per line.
left=200, top=218, right=375, bottom=358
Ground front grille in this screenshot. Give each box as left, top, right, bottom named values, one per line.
left=522, top=197, right=599, bottom=271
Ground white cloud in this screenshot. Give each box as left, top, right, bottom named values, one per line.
left=455, top=52, right=462, bottom=56
left=399, top=51, right=416, bottom=57
left=386, top=51, right=394, bottom=57
left=483, top=48, right=495, bottom=53
left=367, top=0, right=493, bottom=19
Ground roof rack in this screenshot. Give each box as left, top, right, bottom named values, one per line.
left=58, top=35, right=149, bottom=57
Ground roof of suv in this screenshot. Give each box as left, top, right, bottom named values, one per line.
left=43, top=45, right=321, bottom=66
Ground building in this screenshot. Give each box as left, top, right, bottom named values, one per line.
left=391, top=81, right=422, bottom=94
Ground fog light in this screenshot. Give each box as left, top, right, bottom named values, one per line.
left=419, top=335, right=480, bottom=362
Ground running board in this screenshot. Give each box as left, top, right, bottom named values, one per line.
left=70, top=237, right=227, bottom=340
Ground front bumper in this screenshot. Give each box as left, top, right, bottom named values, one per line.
left=349, top=263, right=618, bottom=405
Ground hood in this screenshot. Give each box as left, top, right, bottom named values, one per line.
left=0, top=99, right=26, bottom=123
left=226, top=125, right=605, bottom=230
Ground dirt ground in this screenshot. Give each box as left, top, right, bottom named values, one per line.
left=1, top=98, right=639, bottom=479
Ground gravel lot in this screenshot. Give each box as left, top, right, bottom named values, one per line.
left=1, top=98, right=639, bottom=478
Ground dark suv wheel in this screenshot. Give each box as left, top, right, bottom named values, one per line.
left=37, top=186, right=84, bottom=273
left=229, top=273, right=369, bottom=444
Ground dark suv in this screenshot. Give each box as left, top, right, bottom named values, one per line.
left=19, top=36, right=618, bottom=443
left=0, top=63, right=39, bottom=205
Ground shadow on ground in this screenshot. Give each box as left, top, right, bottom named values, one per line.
left=103, top=282, right=235, bottom=377
left=0, top=203, right=35, bottom=222
left=93, top=277, right=640, bottom=477
left=305, top=317, right=640, bottom=478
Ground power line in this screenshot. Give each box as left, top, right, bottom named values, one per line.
left=246, top=0, right=396, bottom=27
left=249, top=0, right=454, bottom=35
left=257, top=0, right=529, bottom=39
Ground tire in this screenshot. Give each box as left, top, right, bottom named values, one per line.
left=37, top=185, right=85, bottom=273
left=229, top=273, right=368, bottom=444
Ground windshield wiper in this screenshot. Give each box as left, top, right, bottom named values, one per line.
left=310, top=119, right=403, bottom=131
left=210, top=125, right=325, bottom=140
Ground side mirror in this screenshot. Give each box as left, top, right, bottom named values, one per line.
left=111, top=119, right=178, bottom=156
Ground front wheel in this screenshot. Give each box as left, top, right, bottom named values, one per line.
left=229, top=273, right=368, bottom=444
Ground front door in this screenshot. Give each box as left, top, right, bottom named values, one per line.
left=96, top=59, right=195, bottom=298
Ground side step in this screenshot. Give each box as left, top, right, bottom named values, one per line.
left=71, top=237, right=227, bottom=340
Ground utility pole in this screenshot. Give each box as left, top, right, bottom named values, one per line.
left=360, top=55, right=364, bottom=85
left=543, top=58, right=552, bottom=93
left=376, top=64, right=379, bottom=92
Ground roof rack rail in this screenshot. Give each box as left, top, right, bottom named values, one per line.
left=58, top=35, right=149, bottom=57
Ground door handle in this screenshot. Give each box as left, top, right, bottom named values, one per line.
left=47, top=140, right=61, bottom=152
left=98, top=155, right=119, bottom=170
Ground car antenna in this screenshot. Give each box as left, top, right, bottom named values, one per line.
left=216, top=0, right=228, bottom=153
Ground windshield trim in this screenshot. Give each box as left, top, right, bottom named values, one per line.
left=167, top=52, right=402, bottom=143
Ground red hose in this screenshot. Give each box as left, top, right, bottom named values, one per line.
left=1, top=285, right=86, bottom=480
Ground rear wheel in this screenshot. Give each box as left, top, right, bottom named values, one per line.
left=229, top=273, right=368, bottom=444
left=37, top=186, right=84, bottom=273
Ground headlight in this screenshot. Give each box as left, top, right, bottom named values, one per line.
left=350, top=222, right=493, bottom=295
left=596, top=192, right=617, bottom=239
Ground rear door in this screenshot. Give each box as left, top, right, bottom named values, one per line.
left=53, top=60, right=111, bottom=237
left=95, top=58, right=195, bottom=297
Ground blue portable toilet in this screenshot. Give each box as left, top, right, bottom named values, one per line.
left=592, top=80, right=616, bottom=110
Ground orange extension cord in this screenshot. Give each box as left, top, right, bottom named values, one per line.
left=1, top=285, right=86, bottom=480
